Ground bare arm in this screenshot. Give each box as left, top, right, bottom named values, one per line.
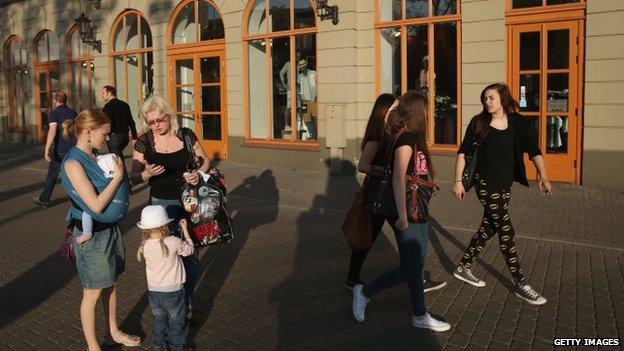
left=531, top=155, right=553, bottom=195
left=64, top=158, right=124, bottom=213
left=358, top=141, right=384, bottom=176
left=194, top=141, right=211, bottom=173
left=44, top=123, right=57, bottom=162
left=452, top=153, right=467, bottom=202
left=392, top=145, right=412, bottom=230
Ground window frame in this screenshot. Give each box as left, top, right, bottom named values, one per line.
left=167, top=0, right=225, bottom=49
left=242, top=0, right=320, bottom=150
left=3, top=35, right=29, bottom=132
left=375, top=0, right=462, bottom=153
left=506, top=0, right=585, bottom=15
left=67, top=26, right=95, bottom=111
left=108, top=9, right=154, bottom=110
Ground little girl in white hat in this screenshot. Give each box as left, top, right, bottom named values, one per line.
left=137, top=205, right=195, bottom=351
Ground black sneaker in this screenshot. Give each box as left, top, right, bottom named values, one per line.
left=453, top=265, right=486, bottom=287
left=32, top=196, right=50, bottom=208
left=345, top=278, right=366, bottom=291
left=514, top=282, right=547, bottom=305
left=423, top=278, right=447, bottom=293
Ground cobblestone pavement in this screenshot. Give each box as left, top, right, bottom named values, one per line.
left=0, top=142, right=622, bottom=351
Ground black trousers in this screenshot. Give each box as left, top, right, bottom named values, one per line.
left=107, top=132, right=129, bottom=158
left=347, top=214, right=385, bottom=282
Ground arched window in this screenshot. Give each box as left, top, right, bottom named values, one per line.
left=35, top=30, right=60, bottom=63
left=377, top=0, right=461, bottom=147
left=171, top=0, right=224, bottom=44
left=110, top=10, right=154, bottom=122
left=68, top=26, right=95, bottom=111
left=244, top=0, right=318, bottom=145
left=3, top=36, right=28, bottom=131
left=34, top=30, right=61, bottom=141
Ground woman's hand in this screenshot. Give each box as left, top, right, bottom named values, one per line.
left=452, top=181, right=465, bottom=202
left=183, top=171, right=200, bottom=186
left=537, top=177, right=553, bottom=196
left=112, top=154, right=124, bottom=179
left=144, top=163, right=165, bottom=179
left=75, top=234, right=91, bottom=244
left=395, top=216, right=408, bottom=231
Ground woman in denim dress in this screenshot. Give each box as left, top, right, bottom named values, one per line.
left=61, top=108, right=140, bottom=350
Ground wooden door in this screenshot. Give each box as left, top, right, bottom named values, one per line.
left=510, top=20, right=580, bottom=182
left=34, top=63, right=60, bottom=142
left=170, top=50, right=227, bottom=160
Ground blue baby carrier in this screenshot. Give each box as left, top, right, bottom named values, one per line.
left=60, top=147, right=130, bottom=225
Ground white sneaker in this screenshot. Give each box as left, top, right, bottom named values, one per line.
left=411, top=313, right=451, bottom=332
left=352, top=284, right=370, bottom=322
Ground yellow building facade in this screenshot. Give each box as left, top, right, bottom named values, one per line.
left=0, top=0, right=622, bottom=191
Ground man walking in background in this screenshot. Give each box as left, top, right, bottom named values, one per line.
left=33, top=91, right=77, bottom=208
left=100, top=85, right=138, bottom=160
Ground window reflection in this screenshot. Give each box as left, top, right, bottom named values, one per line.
left=294, top=0, right=315, bottom=29
left=270, top=0, right=290, bottom=32
left=406, top=0, right=428, bottom=19
left=199, top=1, right=225, bottom=41
left=248, top=40, right=268, bottom=138
left=379, top=0, right=401, bottom=21
left=248, top=0, right=267, bottom=35
left=519, top=74, right=540, bottom=112
left=173, top=2, right=197, bottom=44
left=380, top=27, right=401, bottom=96
left=433, top=0, right=456, bottom=16
left=433, top=23, right=458, bottom=145
left=547, top=115, right=568, bottom=154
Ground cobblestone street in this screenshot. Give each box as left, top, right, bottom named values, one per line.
left=0, top=142, right=622, bottom=350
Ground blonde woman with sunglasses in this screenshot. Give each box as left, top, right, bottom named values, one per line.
left=131, top=96, right=211, bottom=325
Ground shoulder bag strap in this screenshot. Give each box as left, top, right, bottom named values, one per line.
left=182, top=129, right=199, bottom=171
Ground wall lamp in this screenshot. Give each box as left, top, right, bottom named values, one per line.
left=75, top=13, right=102, bottom=53
left=316, top=0, right=339, bottom=25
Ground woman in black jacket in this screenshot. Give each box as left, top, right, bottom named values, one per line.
left=451, top=83, right=552, bottom=305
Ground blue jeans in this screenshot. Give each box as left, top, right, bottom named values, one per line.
left=38, top=151, right=66, bottom=203
left=363, top=222, right=429, bottom=316
left=150, top=196, right=199, bottom=309
left=148, top=288, right=186, bottom=351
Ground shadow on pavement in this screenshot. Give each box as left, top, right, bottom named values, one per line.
left=269, top=159, right=442, bottom=350
left=185, top=169, right=279, bottom=349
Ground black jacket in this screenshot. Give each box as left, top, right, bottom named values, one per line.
left=102, top=98, right=138, bottom=139
left=458, top=112, right=541, bottom=187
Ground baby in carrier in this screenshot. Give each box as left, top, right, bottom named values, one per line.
left=75, top=153, right=120, bottom=244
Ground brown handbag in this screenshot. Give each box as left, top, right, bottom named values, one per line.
left=341, top=180, right=373, bottom=251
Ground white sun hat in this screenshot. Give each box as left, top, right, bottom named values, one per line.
left=137, top=205, right=174, bottom=230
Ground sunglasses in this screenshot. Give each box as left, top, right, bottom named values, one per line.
left=145, top=116, right=168, bottom=126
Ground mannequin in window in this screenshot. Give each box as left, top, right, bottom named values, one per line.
left=296, top=57, right=317, bottom=140
left=419, top=55, right=429, bottom=94
left=279, top=59, right=292, bottom=136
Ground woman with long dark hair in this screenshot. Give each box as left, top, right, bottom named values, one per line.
left=452, top=83, right=552, bottom=305
left=345, top=93, right=395, bottom=289
left=352, top=90, right=450, bottom=332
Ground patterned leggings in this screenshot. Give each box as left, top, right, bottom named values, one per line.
left=459, top=176, right=525, bottom=283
